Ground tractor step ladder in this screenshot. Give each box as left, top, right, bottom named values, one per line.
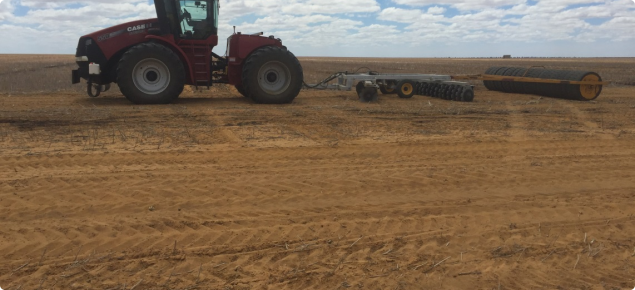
left=190, top=45, right=211, bottom=90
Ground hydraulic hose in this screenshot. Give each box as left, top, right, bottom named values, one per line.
left=302, top=67, right=380, bottom=89
left=302, top=72, right=346, bottom=89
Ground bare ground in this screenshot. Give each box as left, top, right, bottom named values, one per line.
left=1, top=58, right=635, bottom=290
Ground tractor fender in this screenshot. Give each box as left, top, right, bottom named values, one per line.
left=227, top=34, right=284, bottom=86
left=144, top=35, right=195, bottom=84
left=228, top=44, right=283, bottom=86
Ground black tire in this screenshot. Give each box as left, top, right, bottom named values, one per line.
left=431, top=84, right=440, bottom=98
left=461, top=87, right=475, bottom=102
left=442, top=84, right=452, bottom=100
left=117, top=42, right=185, bottom=104
left=396, top=80, right=416, bottom=99
left=235, top=84, right=248, bottom=97
left=356, top=81, right=365, bottom=96
left=451, top=86, right=460, bottom=101
left=241, top=46, right=303, bottom=104
left=359, top=87, right=379, bottom=102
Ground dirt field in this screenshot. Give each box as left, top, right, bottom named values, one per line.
left=1, top=57, right=635, bottom=290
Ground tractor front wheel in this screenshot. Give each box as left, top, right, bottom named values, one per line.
left=241, top=46, right=303, bottom=104
left=235, top=84, right=248, bottom=97
left=117, top=42, right=185, bottom=104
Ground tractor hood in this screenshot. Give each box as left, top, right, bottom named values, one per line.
left=83, top=18, right=159, bottom=43
left=76, top=18, right=161, bottom=61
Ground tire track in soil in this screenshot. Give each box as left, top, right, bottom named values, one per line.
left=559, top=100, right=602, bottom=131
left=209, top=113, right=245, bottom=145
left=504, top=98, right=530, bottom=141
left=1, top=138, right=635, bottom=289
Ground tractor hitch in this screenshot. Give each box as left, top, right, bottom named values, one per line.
left=87, top=81, right=111, bottom=98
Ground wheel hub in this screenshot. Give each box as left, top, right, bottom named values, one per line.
left=145, top=71, right=159, bottom=83
left=132, top=58, right=171, bottom=95
left=258, top=61, right=291, bottom=95
left=266, top=72, right=278, bottom=83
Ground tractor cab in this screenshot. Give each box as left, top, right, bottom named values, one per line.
left=155, top=0, right=219, bottom=41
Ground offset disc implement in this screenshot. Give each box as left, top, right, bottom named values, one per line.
left=307, top=73, right=475, bottom=102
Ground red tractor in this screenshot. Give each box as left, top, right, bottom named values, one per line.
left=72, top=0, right=303, bottom=104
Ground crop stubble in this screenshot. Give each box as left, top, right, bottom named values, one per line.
left=0, top=56, right=635, bottom=289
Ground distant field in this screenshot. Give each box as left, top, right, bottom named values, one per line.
left=0, top=55, right=80, bottom=94
left=1, top=54, right=634, bottom=94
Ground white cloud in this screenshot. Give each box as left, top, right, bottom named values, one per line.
left=380, top=0, right=635, bottom=46
left=427, top=6, right=447, bottom=14
left=0, top=0, right=634, bottom=56
left=392, top=0, right=526, bottom=11
left=282, top=0, right=380, bottom=14
left=378, top=7, right=426, bottom=23
left=222, top=0, right=380, bottom=17
left=19, top=0, right=145, bottom=9
left=0, top=0, right=14, bottom=21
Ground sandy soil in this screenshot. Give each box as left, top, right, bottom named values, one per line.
left=1, top=63, right=635, bottom=289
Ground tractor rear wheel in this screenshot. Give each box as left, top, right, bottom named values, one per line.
left=241, top=46, right=303, bottom=104
left=117, top=42, right=185, bottom=104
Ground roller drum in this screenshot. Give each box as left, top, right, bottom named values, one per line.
left=484, top=66, right=603, bottom=101
left=493, top=67, right=510, bottom=92
left=512, top=68, right=527, bottom=93
left=483, top=67, right=500, bottom=91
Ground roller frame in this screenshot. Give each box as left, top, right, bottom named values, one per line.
left=452, top=74, right=609, bottom=86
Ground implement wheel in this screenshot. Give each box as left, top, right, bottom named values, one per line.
left=241, top=46, right=303, bottom=104
left=356, top=81, right=365, bottom=96
left=396, top=80, right=416, bottom=99
left=461, top=87, right=475, bottom=102
left=359, top=87, right=378, bottom=102
left=117, top=42, right=185, bottom=104
left=379, top=80, right=397, bottom=94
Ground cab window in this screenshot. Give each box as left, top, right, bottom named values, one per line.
left=177, top=0, right=213, bottom=39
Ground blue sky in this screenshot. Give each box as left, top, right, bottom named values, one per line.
left=0, top=0, right=634, bottom=57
